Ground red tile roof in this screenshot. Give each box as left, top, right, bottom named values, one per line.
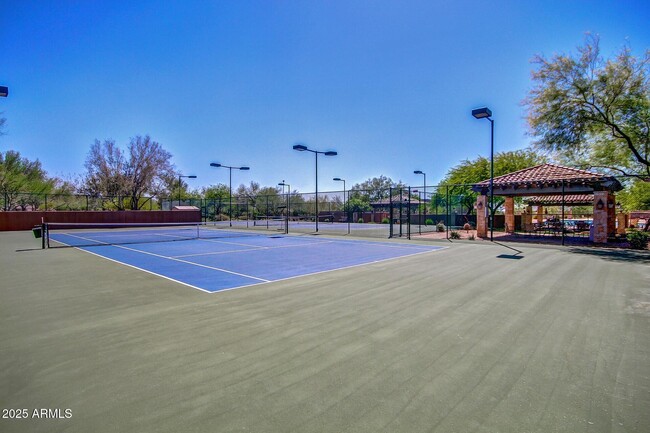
left=526, top=194, right=594, bottom=205
left=475, top=163, right=609, bottom=187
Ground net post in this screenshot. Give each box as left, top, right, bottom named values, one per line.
left=42, top=222, right=47, bottom=249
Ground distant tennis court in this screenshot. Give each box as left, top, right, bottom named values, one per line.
left=46, top=223, right=445, bottom=293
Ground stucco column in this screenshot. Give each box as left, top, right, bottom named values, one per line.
left=607, top=194, right=616, bottom=236
left=536, top=205, right=544, bottom=225
left=523, top=205, right=533, bottom=231
left=504, top=196, right=515, bottom=233
left=591, top=191, right=609, bottom=243
left=616, top=212, right=628, bottom=235
left=475, top=195, right=488, bottom=238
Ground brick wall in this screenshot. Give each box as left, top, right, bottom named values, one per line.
left=0, top=210, right=201, bottom=231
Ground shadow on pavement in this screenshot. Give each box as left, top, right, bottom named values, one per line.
left=567, top=247, right=650, bottom=264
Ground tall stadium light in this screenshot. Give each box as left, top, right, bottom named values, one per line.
left=278, top=181, right=291, bottom=234
left=414, top=170, right=426, bottom=233
left=472, top=107, right=494, bottom=241
left=177, top=175, right=197, bottom=206
left=0, top=86, right=8, bottom=97
left=210, top=162, right=250, bottom=227
left=333, top=177, right=349, bottom=234
left=292, top=143, right=337, bottom=232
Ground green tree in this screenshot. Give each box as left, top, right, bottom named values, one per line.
left=350, top=175, right=405, bottom=202
left=525, top=34, right=650, bottom=179
left=346, top=196, right=372, bottom=213
left=82, top=135, right=176, bottom=210
left=439, top=149, right=547, bottom=214
left=618, top=179, right=650, bottom=211
left=201, top=184, right=230, bottom=219
left=0, top=150, right=55, bottom=210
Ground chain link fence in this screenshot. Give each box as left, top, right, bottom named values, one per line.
left=2, top=192, right=159, bottom=211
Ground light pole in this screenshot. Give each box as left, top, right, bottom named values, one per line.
left=210, top=162, right=250, bottom=227
left=414, top=170, right=426, bottom=232
left=278, top=181, right=290, bottom=234
left=178, top=175, right=197, bottom=206
left=293, top=143, right=337, bottom=232
left=472, top=107, right=494, bottom=241
left=333, top=177, right=349, bottom=234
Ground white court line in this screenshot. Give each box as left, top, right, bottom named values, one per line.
left=173, top=240, right=335, bottom=258
left=110, top=244, right=271, bottom=282
left=52, top=232, right=447, bottom=294
left=77, top=248, right=214, bottom=293
left=204, top=246, right=448, bottom=293
left=52, top=232, right=270, bottom=283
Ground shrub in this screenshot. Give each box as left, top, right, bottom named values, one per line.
left=381, top=217, right=390, bottom=224
left=627, top=230, right=649, bottom=250
left=463, top=223, right=472, bottom=231
left=358, top=218, right=364, bottom=223
left=436, top=222, right=445, bottom=232
left=450, top=231, right=461, bottom=239
left=425, top=218, right=434, bottom=226
left=469, top=234, right=475, bottom=240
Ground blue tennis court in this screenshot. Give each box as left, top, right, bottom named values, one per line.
left=48, top=226, right=445, bottom=293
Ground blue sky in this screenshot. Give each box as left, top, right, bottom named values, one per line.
left=1, top=0, right=649, bottom=193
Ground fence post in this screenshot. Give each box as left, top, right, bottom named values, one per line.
left=560, top=179, right=565, bottom=245
left=446, top=185, right=450, bottom=240
left=399, top=188, right=403, bottom=237
left=389, top=187, right=393, bottom=238
left=407, top=187, right=411, bottom=240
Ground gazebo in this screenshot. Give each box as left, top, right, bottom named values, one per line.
left=471, top=164, right=623, bottom=243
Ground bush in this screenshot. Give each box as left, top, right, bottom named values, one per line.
left=450, top=231, right=461, bottom=239
left=425, top=218, right=434, bottom=226
left=381, top=217, right=390, bottom=224
left=627, top=230, right=649, bottom=250
left=436, top=222, right=445, bottom=232
left=468, top=234, right=475, bottom=240
left=358, top=218, right=364, bottom=224
left=463, top=223, right=472, bottom=231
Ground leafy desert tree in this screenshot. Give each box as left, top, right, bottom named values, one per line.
left=202, top=184, right=230, bottom=201
left=0, top=150, right=55, bottom=210
left=617, top=179, right=650, bottom=211
left=81, top=135, right=176, bottom=210
left=439, top=149, right=547, bottom=215
left=166, top=174, right=201, bottom=206
left=350, top=175, right=406, bottom=202
left=345, top=196, right=372, bottom=214
left=236, top=182, right=285, bottom=217
left=525, top=34, right=650, bottom=180
left=201, top=184, right=230, bottom=219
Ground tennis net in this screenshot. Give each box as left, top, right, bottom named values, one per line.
left=253, top=215, right=285, bottom=228
left=44, top=222, right=272, bottom=248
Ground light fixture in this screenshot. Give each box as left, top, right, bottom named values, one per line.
left=210, top=162, right=251, bottom=226
left=177, top=174, right=197, bottom=206
left=472, top=106, right=494, bottom=241
left=292, top=143, right=338, bottom=232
